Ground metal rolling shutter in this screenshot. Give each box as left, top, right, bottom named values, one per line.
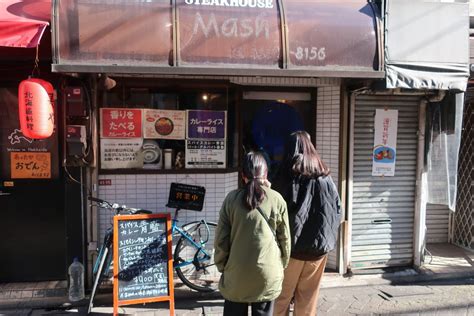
left=351, top=94, right=420, bottom=269
left=426, top=204, right=450, bottom=243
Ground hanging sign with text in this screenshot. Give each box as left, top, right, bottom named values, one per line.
left=186, top=110, right=226, bottom=139
left=101, top=108, right=142, bottom=138
left=372, top=109, right=398, bottom=177
left=10, top=152, right=51, bottom=179
left=100, top=138, right=144, bottom=169
left=113, top=213, right=174, bottom=315
left=167, top=182, right=206, bottom=211
left=143, top=109, right=186, bottom=140
left=185, top=140, right=226, bottom=169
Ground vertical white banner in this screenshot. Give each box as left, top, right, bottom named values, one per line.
left=372, top=109, right=398, bottom=176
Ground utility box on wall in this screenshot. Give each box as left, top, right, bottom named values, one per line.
left=66, top=87, right=86, bottom=117
left=66, top=125, right=87, bottom=156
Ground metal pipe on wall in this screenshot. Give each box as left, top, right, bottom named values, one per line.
left=413, top=99, right=427, bottom=267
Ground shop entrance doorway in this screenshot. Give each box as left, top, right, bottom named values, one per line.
left=0, top=182, right=66, bottom=281
left=241, top=91, right=315, bottom=181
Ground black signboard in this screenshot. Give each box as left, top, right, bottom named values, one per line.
left=0, top=87, right=59, bottom=181
left=113, top=214, right=174, bottom=314
left=167, top=182, right=205, bottom=211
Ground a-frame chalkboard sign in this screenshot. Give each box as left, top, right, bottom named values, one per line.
left=113, top=213, right=174, bottom=315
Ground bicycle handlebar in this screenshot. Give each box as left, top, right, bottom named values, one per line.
left=89, top=196, right=106, bottom=204
left=88, top=196, right=152, bottom=215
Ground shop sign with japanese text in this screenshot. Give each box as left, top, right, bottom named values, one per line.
left=100, top=108, right=142, bottom=138
left=372, top=109, right=398, bottom=177
left=185, top=140, right=226, bottom=168
left=100, top=138, right=144, bottom=169
left=186, top=110, right=226, bottom=139
left=10, top=152, right=51, bottom=179
left=143, top=109, right=186, bottom=140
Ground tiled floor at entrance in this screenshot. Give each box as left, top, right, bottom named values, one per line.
left=423, top=243, right=474, bottom=274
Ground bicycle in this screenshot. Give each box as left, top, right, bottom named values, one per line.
left=87, top=196, right=152, bottom=314
left=87, top=196, right=218, bottom=314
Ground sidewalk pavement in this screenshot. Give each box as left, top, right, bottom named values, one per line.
left=1, top=268, right=474, bottom=315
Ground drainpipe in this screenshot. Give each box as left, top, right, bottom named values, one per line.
left=344, top=89, right=367, bottom=273
left=413, top=90, right=445, bottom=267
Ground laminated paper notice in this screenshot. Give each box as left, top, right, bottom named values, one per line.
left=101, top=138, right=144, bottom=169
left=10, top=152, right=51, bottom=179
left=372, top=109, right=398, bottom=177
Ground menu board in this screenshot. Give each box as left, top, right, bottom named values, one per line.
left=143, top=109, right=185, bottom=140
left=113, top=214, right=174, bottom=314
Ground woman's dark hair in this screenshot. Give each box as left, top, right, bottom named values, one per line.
left=283, top=130, right=330, bottom=177
left=242, top=151, right=268, bottom=210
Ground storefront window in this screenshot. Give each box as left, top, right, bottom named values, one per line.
left=57, top=0, right=173, bottom=66
left=99, top=82, right=233, bottom=172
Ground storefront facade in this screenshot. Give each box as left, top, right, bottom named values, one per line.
left=49, top=0, right=382, bottom=279
left=0, top=0, right=468, bottom=284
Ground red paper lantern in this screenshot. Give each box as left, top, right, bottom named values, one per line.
left=18, top=78, right=55, bottom=139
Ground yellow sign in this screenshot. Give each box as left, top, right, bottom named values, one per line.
left=10, top=152, right=51, bottom=179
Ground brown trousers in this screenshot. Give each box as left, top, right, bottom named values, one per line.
left=274, top=255, right=328, bottom=316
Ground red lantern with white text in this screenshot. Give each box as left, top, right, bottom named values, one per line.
left=18, top=78, right=55, bottom=139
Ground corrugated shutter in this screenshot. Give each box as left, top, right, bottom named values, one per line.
left=426, top=205, right=450, bottom=243
left=350, top=94, right=420, bottom=269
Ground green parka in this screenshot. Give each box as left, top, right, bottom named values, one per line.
left=214, top=186, right=291, bottom=303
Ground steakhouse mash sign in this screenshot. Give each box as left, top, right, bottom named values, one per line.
left=183, top=0, right=274, bottom=8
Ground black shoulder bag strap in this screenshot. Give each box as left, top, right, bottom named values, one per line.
left=256, top=206, right=281, bottom=249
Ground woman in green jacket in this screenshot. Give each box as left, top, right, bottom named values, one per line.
left=214, top=151, right=291, bottom=316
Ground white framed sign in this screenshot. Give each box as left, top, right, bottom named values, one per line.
left=100, top=138, right=144, bottom=169
left=185, top=140, right=226, bottom=169
left=372, top=109, right=398, bottom=176
left=143, top=109, right=186, bottom=140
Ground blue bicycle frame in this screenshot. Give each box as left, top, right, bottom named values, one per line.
left=171, top=214, right=213, bottom=270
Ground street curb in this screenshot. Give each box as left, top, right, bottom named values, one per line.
left=1, top=271, right=473, bottom=311
left=321, top=269, right=474, bottom=289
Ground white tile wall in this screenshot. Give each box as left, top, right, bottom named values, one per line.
left=97, top=172, right=238, bottom=244
left=316, top=86, right=340, bottom=189
left=316, top=85, right=341, bottom=270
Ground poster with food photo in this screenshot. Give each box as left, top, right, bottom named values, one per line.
left=143, top=109, right=186, bottom=140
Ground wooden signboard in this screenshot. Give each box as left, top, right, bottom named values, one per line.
left=167, top=182, right=205, bottom=211
left=113, top=213, right=174, bottom=315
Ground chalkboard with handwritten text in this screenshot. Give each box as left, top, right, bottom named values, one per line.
left=113, top=214, right=174, bottom=313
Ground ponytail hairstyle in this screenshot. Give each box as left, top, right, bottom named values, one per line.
left=242, top=151, right=268, bottom=210
left=283, top=130, right=330, bottom=177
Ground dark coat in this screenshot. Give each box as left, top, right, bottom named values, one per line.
left=276, top=174, right=342, bottom=260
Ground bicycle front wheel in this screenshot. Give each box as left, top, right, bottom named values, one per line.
left=174, top=221, right=219, bottom=292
